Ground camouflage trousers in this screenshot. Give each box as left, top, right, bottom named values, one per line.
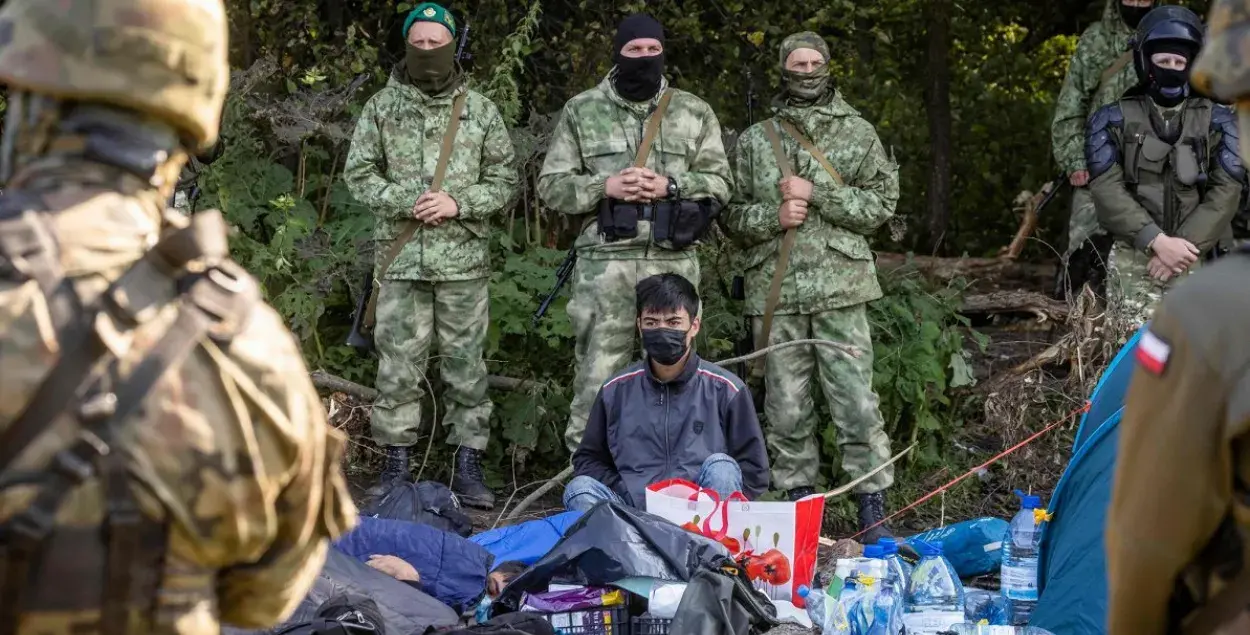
left=371, top=278, right=492, bottom=451
left=1064, top=187, right=1107, bottom=260
left=751, top=304, right=893, bottom=494
left=564, top=253, right=700, bottom=451
left=1106, top=241, right=1198, bottom=336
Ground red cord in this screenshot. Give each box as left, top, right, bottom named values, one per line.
left=847, top=401, right=1092, bottom=541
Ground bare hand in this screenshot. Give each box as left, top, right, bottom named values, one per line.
left=1146, top=255, right=1176, bottom=282
left=637, top=171, right=670, bottom=202
left=1069, top=170, right=1090, bottom=187
left=605, top=168, right=645, bottom=201
left=413, top=191, right=458, bottom=224
left=367, top=554, right=419, bottom=582
left=779, top=176, right=814, bottom=202
left=778, top=199, right=809, bottom=229
left=1150, top=235, right=1200, bottom=271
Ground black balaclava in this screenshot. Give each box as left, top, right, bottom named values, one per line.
left=612, top=13, right=665, bottom=102
left=1120, top=1, right=1155, bottom=29
left=1145, top=40, right=1197, bottom=107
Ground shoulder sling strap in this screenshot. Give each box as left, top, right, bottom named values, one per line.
left=635, top=89, right=674, bottom=168
left=755, top=119, right=847, bottom=373
left=1099, top=50, right=1134, bottom=94
left=362, top=91, right=469, bottom=330
left=0, top=210, right=257, bottom=635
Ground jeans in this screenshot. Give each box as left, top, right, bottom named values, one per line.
left=563, top=453, right=745, bottom=513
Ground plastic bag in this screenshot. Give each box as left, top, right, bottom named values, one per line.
left=902, top=518, right=1010, bottom=578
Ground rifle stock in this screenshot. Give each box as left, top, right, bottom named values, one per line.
left=532, top=245, right=578, bottom=328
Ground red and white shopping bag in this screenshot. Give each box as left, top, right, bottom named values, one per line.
left=644, top=479, right=825, bottom=608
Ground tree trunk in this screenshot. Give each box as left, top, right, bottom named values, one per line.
left=924, top=0, right=954, bottom=254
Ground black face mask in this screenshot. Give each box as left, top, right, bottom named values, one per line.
left=614, top=53, right=665, bottom=102
left=1119, top=3, right=1152, bottom=29
left=1149, top=64, right=1191, bottom=107
left=641, top=327, right=689, bottom=366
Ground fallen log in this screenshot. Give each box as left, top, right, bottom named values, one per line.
left=875, top=252, right=1055, bottom=283
left=310, top=370, right=541, bottom=400
left=960, top=291, right=1068, bottom=323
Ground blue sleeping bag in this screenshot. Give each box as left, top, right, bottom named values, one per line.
left=334, top=515, right=494, bottom=612
left=470, top=511, right=582, bottom=567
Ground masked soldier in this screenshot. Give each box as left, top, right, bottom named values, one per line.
left=0, top=0, right=357, bottom=632
left=344, top=2, right=519, bottom=509
left=538, top=13, right=732, bottom=452
left=720, top=33, right=899, bottom=542
left=1106, top=3, right=1250, bottom=632
left=1085, top=6, right=1243, bottom=337
left=1051, top=0, right=1157, bottom=298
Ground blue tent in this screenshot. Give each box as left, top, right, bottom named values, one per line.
left=1030, top=328, right=1142, bottom=634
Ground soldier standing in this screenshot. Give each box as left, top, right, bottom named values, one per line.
left=538, top=13, right=732, bottom=452
left=1051, top=0, right=1156, bottom=298
left=1106, top=4, right=1250, bottom=632
left=720, top=33, right=899, bottom=542
left=0, top=0, right=357, bottom=632
left=1086, top=6, right=1243, bottom=335
left=344, top=2, right=519, bottom=509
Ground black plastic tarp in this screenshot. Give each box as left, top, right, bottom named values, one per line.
left=221, top=548, right=459, bottom=635
left=493, top=501, right=730, bottom=613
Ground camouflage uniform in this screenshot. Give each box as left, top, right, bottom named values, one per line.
left=1051, top=0, right=1149, bottom=262
left=0, top=0, right=357, bottom=632
left=343, top=66, right=518, bottom=453
left=722, top=83, right=899, bottom=496
left=538, top=75, right=732, bottom=451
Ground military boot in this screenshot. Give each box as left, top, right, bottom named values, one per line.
left=452, top=447, right=495, bottom=510
left=787, top=486, right=817, bottom=502
left=378, top=446, right=410, bottom=486
left=856, top=491, right=893, bottom=544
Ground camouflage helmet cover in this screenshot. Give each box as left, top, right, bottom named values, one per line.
left=0, top=0, right=230, bottom=151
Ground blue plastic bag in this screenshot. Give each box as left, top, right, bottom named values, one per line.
left=902, top=517, right=1010, bottom=578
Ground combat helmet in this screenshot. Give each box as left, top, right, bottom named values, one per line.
left=0, top=0, right=230, bottom=151
left=1130, top=5, right=1205, bottom=86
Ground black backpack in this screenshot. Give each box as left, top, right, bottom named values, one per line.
left=443, top=613, right=555, bottom=635
left=274, top=593, right=386, bottom=635
left=363, top=478, right=474, bottom=537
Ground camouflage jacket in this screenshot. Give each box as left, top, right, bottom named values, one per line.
left=720, top=92, right=899, bottom=315
left=536, top=74, right=732, bottom=261
left=1051, top=0, right=1141, bottom=174
left=0, top=162, right=357, bottom=633
left=344, top=66, right=518, bottom=281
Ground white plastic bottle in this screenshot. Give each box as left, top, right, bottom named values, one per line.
left=903, top=541, right=966, bottom=635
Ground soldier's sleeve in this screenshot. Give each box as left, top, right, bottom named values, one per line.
left=1107, top=307, right=1231, bottom=635
left=1177, top=106, right=1245, bottom=252
left=216, top=380, right=358, bottom=627
left=810, top=120, right=899, bottom=235
left=1088, top=106, right=1162, bottom=251
left=448, top=99, right=519, bottom=224
left=676, top=102, right=733, bottom=205
left=343, top=95, right=417, bottom=222
left=719, top=127, right=784, bottom=248
left=1051, top=32, right=1103, bottom=173
left=537, top=103, right=607, bottom=215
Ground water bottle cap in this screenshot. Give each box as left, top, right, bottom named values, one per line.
left=877, top=537, right=899, bottom=554
left=797, top=585, right=811, bottom=598
left=863, top=544, right=886, bottom=558
left=1016, top=489, right=1042, bottom=509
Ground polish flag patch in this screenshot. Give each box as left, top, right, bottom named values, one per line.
left=1135, top=328, right=1172, bottom=376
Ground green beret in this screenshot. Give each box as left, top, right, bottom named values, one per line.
left=403, top=2, right=457, bottom=39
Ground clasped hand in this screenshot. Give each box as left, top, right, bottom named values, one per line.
left=777, top=175, right=814, bottom=230
left=1146, top=234, right=1200, bottom=282
left=605, top=167, right=669, bottom=202
left=412, top=190, right=458, bottom=225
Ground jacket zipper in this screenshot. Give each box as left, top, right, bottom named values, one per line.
left=662, top=383, right=671, bottom=476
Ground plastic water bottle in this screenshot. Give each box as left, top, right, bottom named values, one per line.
left=861, top=577, right=904, bottom=635
left=942, top=625, right=1056, bottom=634
left=798, top=585, right=826, bottom=626
left=903, top=541, right=965, bottom=635
left=876, top=537, right=914, bottom=591
left=1000, top=490, right=1044, bottom=624
left=964, top=589, right=1010, bottom=625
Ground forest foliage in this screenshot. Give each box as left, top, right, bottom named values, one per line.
left=132, top=0, right=1213, bottom=505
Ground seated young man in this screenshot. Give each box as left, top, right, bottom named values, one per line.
left=563, top=273, right=770, bottom=512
